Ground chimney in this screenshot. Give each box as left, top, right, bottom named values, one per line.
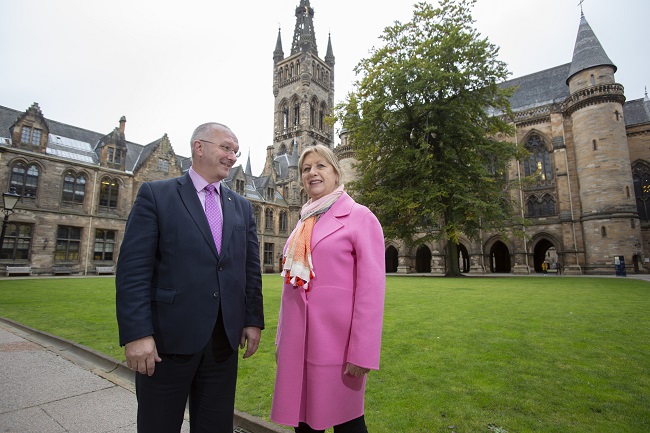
left=119, top=116, right=127, bottom=135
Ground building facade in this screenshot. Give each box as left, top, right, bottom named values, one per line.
left=1, top=2, right=648, bottom=276
left=339, top=13, right=650, bottom=275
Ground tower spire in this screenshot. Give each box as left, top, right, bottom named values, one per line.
left=291, top=0, right=318, bottom=56
left=246, top=150, right=252, bottom=176
left=566, top=13, right=616, bottom=84
left=274, top=27, right=284, bottom=64
left=325, top=32, right=335, bottom=67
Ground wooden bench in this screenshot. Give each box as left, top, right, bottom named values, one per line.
left=5, top=266, right=32, bottom=276
left=95, top=266, right=115, bottom=275
left=52, top=266, right=73, bottom=275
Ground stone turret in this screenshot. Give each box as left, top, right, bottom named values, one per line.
left=565, top=14, right=640, bottom=273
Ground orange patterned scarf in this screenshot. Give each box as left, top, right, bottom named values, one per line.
left=282, top=185, right=344, bottom=291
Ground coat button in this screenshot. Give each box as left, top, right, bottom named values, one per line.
left=213, top=291, right=220, bottom=298
left=218, top=266, right=223, bottom=271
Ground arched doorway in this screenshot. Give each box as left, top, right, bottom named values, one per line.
left=415, top=245, right=432, bottom=273
left=458, top=243, right=470, bottom=273
left=489, top=241, right=511, bottom=273
left=633, top=254, right=641, bottom=274
left=534, top=239, right=557, bottom=273
left=385, top=246, right=398, bottom=273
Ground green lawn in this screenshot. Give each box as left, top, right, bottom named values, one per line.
left=0, top=275, right=648, bottom=432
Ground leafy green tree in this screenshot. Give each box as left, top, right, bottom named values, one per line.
left=337, top=0, right=525, bottom=276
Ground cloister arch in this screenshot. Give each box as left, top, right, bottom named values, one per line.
left=385, top=245, right=398, bottom=273
left=415, top=245, right=432, bottom=273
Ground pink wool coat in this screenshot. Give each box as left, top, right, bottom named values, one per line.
left=271, top=192, right=386, bottom=430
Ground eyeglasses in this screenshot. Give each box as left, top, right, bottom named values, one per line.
left=198, top=139, right=241, bottom=158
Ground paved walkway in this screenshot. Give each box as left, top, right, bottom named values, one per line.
left=0, top=318, right=284, bottom=433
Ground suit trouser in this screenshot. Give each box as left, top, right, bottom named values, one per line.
left=135, top=313, right=237, bottom=433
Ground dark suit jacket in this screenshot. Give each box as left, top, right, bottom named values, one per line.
left=116, top=173, right=264, bottom=354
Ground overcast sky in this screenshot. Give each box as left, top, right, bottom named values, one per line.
left=1, top=0, right=647, bottom=174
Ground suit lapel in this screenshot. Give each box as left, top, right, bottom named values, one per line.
left=219, top=184, right=235, bottom=259
left=177, top=174, right=219, bottom=259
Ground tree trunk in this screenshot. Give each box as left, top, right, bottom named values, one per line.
left=445, top=241, right=462, bottom=277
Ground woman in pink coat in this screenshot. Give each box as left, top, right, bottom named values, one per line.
left=271, top=144, right=386, bottom=433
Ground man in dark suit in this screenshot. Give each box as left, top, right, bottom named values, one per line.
left=116, top=122, right=264, bottom=432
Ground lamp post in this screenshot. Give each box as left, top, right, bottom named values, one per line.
left=0, top=187, right=21, bottom=257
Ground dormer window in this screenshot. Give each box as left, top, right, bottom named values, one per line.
left=20, top=126, right=42, bottom=145
left=235, top=179, right=245, bottom=195
left=107, top=147, right=123, bottom=164
left=266, top=188, right=275, bottom=201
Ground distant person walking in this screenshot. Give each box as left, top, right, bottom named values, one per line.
left=541, top=261, right=548, bottom=275
left=556, top=261, right=562, bottom=276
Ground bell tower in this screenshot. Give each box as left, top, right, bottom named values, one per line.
left=265, top=0, right=335, bottom=174
left=264, top=0, right=335, bottom=210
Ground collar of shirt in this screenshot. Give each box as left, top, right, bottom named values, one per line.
left=189, top=167, right=223, bottom=212
left=189, top=167, right=221, bottom=197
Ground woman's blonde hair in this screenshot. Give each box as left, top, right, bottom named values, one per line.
left=298, top=144, right=343, bottom=184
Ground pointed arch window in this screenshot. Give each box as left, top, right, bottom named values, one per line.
left=265, top=208, right=274, bottom=231
left=99, top=177, right=119, bottom=209
left=280, top=102, right=289, bottom=131
left=526, top=194, right=556, bottom=218
left=253, top=205, right=261, bottom=228
left=310, top=98, right=317, bottom=126
left=10, top=162, right=39, bottom=198
left=523, top=134, right=553, bottom=185
left=319, top=103, right=326, bottom=130
left=633, top=163, right=650, bottom=221
left=279, top=211, right=288, bottom=232
left=62, top=171, right=87, bottom=204
left=293, top=100, right=300, bottom=127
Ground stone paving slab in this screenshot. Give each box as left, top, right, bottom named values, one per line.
left=0, top=319, right=286, bottom=433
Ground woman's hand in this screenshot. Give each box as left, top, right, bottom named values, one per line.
left=344, top=363, right=370, bottom=377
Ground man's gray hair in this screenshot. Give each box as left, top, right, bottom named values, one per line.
left=190, top=122, right=231, bottom=157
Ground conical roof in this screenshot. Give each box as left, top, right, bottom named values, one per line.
left=566, top=14, right=616, bottom=84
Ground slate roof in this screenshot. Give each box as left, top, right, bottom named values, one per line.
left=0, top=104, right=191, bottom=172
left=624, top=97, right=650, bottom=127
left=273, top=153, right=292, bottom=180
left=567, top=15, right=616, bottom=84
left=223, top=165, right=288, bottom=206
left=500, top=64, right=572, bottom=113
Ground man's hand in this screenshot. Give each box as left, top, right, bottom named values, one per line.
left=125, top=336, right=161, bottom=376
left=239, top=327, right=261, bottom=359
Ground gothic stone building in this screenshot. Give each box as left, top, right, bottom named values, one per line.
left=262, top=4, right=650, bottom=276
left=338, top=13, right=650, bottom=275
left=1, top=3, right=649, bottom=276
left=0, top=102, right=290, bottom=275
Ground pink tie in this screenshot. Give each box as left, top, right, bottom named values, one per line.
left=204, top=184, right=222, bottom=254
